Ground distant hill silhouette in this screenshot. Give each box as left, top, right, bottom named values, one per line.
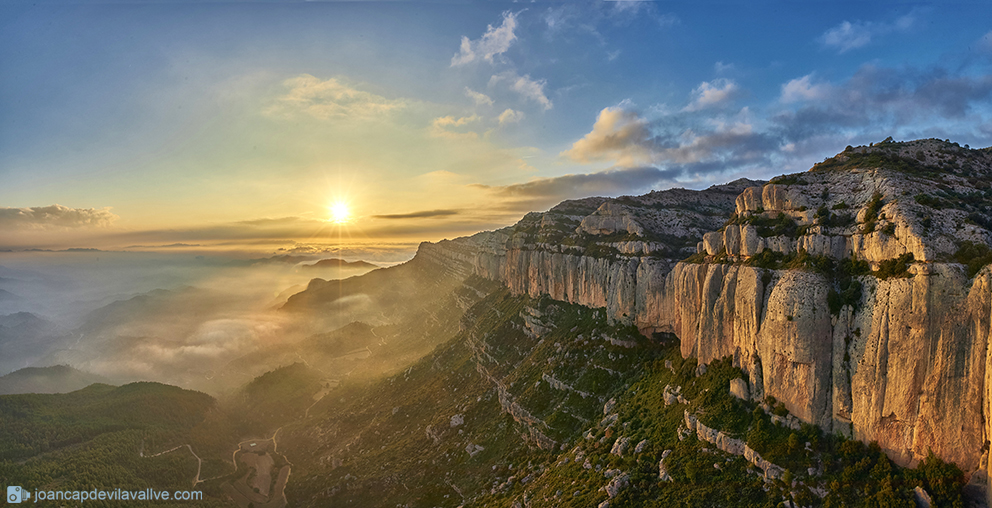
left=0, top=365, right=110, bottom=395
left=302, top=258, right=378, bottom=270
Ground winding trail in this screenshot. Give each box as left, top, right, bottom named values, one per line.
left=140, top=442, right=205, bottom=487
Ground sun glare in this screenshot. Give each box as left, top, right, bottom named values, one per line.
left=329, top=201, right=351, bottom=224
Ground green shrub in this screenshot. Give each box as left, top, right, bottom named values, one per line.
left=684, top=252, right=707, bottom=264
left=771, top=174, right=803, bottom=185
left=751, top=213, right=799, bottom=237
left=953, top=241, right=992, bottom=278
left=876, top=253, right=915, bottom=279
left=915, top=193, right=945, bottom=209
left=906, top=452, right=965, bottom=508
left=833, top=212, right=855, bottom=228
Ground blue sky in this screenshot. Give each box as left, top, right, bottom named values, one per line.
left=1, top=1, right=991, bottom=254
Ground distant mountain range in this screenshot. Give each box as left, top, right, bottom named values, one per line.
left=0, top=364, right=110, bottom=395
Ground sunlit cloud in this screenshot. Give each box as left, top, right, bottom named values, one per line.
left=561, top=106, right=655, bottom=166
left=497, top=108, right=524, bottom=125
left=267, top=74, right=406, bottom=120
left=451, top=11, right=518, bottom=66
left=561, top=104, right=778, bottom=181
left=430, top=114, right=481, bottom=139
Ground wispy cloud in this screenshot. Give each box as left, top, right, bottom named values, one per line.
left=267, top=74, right=405, bottom=120
left=451, top=11, right=519, bottom=66
left=819, top=12, right=916, bottom=53
left=465, top=87, right=494, bottom=106
left=0, top=205, right=118, bottom=229
left=607, top=0, right=679, bottom=27
left=683, top=79, right=740, bottom=112
left=371, top=209, right=459, bottom=219
left=490, top=71, right=553, bottom=110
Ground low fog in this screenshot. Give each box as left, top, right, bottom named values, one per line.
left=0, top=251, right=381, bottom=394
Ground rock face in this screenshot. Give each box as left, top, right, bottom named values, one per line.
left=293, top=140, right=992, bottom=490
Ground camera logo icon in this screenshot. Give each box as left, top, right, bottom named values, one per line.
left=7, top=486, right=30, bottom=503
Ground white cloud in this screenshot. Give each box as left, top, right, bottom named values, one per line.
left=490, top=71, right=553, bottom=110
left=780, top=74, right=833, bottom=103
left=451, top=12, right=518, bottom=66
left=465, top=88, right=494, bottom=106
left=820, top=12, right=916, bottom=53
left=497, top=109, right=525, bottom=125
left=610, top=0, right=650, bottom=15
left=0, top=205, right=119, bottom=229
left=821, top=21, right=873, bottom=53
left=268, top=74, right=405, bottom=120
left=474, top=166, right=680, bottom=210
left=683, top=79, right=739, bottom=112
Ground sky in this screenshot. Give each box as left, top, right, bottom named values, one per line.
left=2, top=0, right=991, bottom=258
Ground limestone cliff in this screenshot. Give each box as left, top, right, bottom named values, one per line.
left=298, top=140, right=992, bottom=482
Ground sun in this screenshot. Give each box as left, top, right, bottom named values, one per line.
left=328, top=201, right=351, bottom=224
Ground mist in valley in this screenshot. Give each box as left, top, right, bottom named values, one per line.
left=0, top=250, right=394, bottom=395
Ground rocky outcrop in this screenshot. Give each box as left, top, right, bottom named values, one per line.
left=579, top=202, right=645, bottom=236
left=683, top=410, right=784, bottom=480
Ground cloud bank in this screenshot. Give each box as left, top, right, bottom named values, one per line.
left=0, top=205, right=118, bottom=229
left=474, top=166, right=681, bottom=211
left=372, top=209, right=459, bottom=220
